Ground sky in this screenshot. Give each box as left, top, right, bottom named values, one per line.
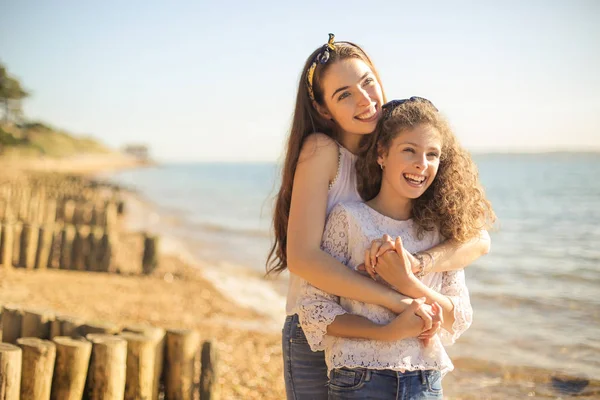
left=1, top=0, right=599, bottom=162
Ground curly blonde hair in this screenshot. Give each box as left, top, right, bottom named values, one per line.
left=356, top=99, right=495, bottom=242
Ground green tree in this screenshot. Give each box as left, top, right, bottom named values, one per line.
left=0, top=64, right=29, bottom=123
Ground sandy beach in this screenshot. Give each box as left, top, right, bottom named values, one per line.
left=1, top=154, right=599, bottom=399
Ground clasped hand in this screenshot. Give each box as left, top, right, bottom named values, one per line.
left=357, top=234, right=442, bottom=344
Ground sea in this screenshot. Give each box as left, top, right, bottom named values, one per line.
left=106, top=152, right=600, bottom=383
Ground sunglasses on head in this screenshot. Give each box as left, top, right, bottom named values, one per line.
left=381, top=96, right=438, bottom=119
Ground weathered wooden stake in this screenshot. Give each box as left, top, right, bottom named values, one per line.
left=86, top=226, right=104, bottom=271
left=78, top=320, right=121, bottom=337
left=11, top=222, right=22, bottom=267
left=164, top=329, right=200, bottom=400
left=105, top=201, right=118, bottom=229
left=200, top=341, right=220, bottom=400
left=1, top=305, right=23, bottom=344
left=48, top=224, right=62, bottom=269
left=19, top=223, right=39, bottom=269
left=118, top=332, right=156, bottom=400
left=63, top=200, right=76, bottom=224
left=44, top=199, right=57, bottom=224
left=0, top=343, right=22, bottom=400
left=21, top=309, right=55, bottom=339
left=50, top=315, right=85, bottom=339
left=85, top=334, right=127, bottom=400
left=98, top=232, right=115, bottom=273
left=35, top=225, right=54, bottom=270
left=60, top=225, right=76, bottom=269
left=142, top=234, right=159, bottom=275
left=17, top=338, right=56, bottom=400
left=82, top=202, right=94, bottom=225
left=72, top=225, right=90, bottom=271
left=123, top=325, right=166, bottom=400
left=50, top=336, right=92, bottom=400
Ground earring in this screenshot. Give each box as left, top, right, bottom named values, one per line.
left=379, top=163, right=384, bottom=170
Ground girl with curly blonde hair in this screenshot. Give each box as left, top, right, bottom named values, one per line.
left=298, top=98, right=495, bottom=399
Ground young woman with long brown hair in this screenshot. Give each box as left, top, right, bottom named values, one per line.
left=267, top=34, right=491, bottom=399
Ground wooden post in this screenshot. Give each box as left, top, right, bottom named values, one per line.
left=50, top=319, right=62, bottom=339
left=17, top=338, right=56, bottom=400
left=116, top=200, right=125, bottom=215
left=63, top=200, right=76, bottom=224
left=86, top=227, right=104, bottom=271
left=0, top=222, right=12, bottom=268
left=164, top=329, right=200, bottom=400
left=142, top=234, right=159, bottom=275
left=18, top=188, right=31, bottom=221
left=11, top=222, right=22, bottom=268
left=72, top=225, right=90, bottom=271
left=123, top=325, right=166, bottom=400
left=200, top=341, right=219, bottom=400
left=44, top=199, right=57, bottom=224
left=105, top=201, right=118, bottom=230
left=118, top=332, right=156, bottom=400
left=35, top=224, right=54, bottom=270
left=50, top=336, right=92, bottom=400
left=98, top=232, right=115, bottom=273
left=60, top=225, right=76, bottom=270
left=1, top=305, right=23, bottom=344
left=28, top=195, right=40, bottom=225
left=85, top=334, right=127, bottom=400
left=19, top=223, right=39, bottom=269
left=82, top=202, right=94, bottom=225
left=78, top=320, right=121, bottom=337
left=21, top=309, right=54, bottom=340
left=48, top=224, right=62, bottom=269
left=50, top=315, right=85, bottom=339
left=72, top=201, right=84, bottom=225
left=0, top=343, right=22, bottom=400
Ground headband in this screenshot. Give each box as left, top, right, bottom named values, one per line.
left=306, top=33, right=336, bottom=103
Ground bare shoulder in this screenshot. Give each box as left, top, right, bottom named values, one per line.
left=298, top=133, right=338, bottom=165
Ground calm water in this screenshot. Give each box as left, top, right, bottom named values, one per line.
left=108, top=153, right=600, bottom=380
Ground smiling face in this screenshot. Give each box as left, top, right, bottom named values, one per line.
left=317, top=58, right=384, bottom=140
left=378, top=124, right=442, bottom=200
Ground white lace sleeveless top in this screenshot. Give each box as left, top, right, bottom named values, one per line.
left=285, top=144, right=361, bottom=315
left=298, top=202, right=473, bottom=376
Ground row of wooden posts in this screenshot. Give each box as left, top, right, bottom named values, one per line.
left=0, top=185, right=123, bottom=229
left=0, top=176, right=158, bottom=275
left=0, top=305, right=219, bottom=400
left=0, top=221, right=157, bottom=275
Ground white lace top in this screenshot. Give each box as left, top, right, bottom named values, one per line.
left=286, top=144, right=361, bottom=315
left=297, top=202, right=473, bottom=376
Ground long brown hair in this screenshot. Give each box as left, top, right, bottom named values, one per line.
left=266, top=40, right=385, bottom=275
left=356, top=99, right=496, bottom=242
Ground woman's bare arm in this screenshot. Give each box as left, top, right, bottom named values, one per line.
left=286, top=134, right=407, bottom=314
left=418, top=230, right=490, bottom=274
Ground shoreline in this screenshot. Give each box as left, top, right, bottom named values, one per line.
left=113, top=185, right=287, bottom=332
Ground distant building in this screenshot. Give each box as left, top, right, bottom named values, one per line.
left=123, top=144, right=149, bottom=161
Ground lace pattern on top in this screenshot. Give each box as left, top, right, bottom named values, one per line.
left=298, top=202, right=473, bottom=376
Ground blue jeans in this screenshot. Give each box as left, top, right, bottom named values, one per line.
left=282, top=314, right=328, bottom=400
left=328, top=367, right=443, bottom=400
